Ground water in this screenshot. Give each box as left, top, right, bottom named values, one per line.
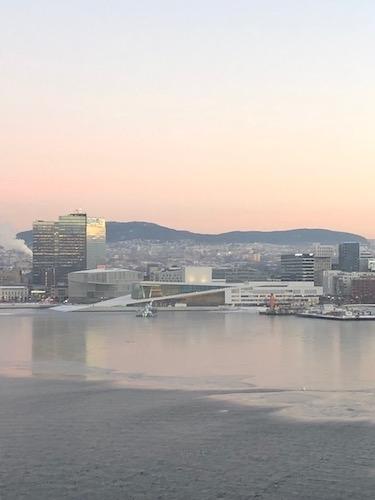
left=2, top=310, right=375, bottom=499
left=2, top=310, right=375, bottom=392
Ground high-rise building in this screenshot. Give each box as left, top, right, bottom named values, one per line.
left=32, top=221, right=58, bottom=291
left=32, top=212, right=106, bottom=297
left=338, top=242, right=360, bottom=272
left=87, top=217, right=106, bottom=269
left=281, top=253, right=315, bottom=281
left=56, top=213, right=87, bottom=286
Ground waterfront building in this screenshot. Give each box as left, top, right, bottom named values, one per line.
left=322, top=271, right=353, bottom=298
left=131, top=280, right=227, bottom=302
left=224, top=282, right=321, bottom=307
left=338, top=242, right=360, bottom=272
left=322, top=270, right=375, bottom=301
left=89, top=280, right=322, bottom=309
left=0, top=286, right=28, bottom=302
left=68, top=268, right=143, bottom=303
left=281, top=253, right=315, bottom=281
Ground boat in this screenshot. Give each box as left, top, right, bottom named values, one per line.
left=259, top=293, right=302, bottom=316
left=136, top=301, right=157, bottom=318
left=259, top=307, right=296, bottom=316
left=296, top=306, right=375, bottom=321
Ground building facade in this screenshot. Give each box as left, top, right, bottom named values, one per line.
left=56, top=213, right=87, bottom=287
left=351, top=278, right=375, bottom=303
left=32, top=212, right=106, bottom=298
left=225, top=282, right=322, bottom=307
left=212, top=265, right=265, bottom=282
left=32, top=221, right=58, bottom=292
left=68, top=268, right=143, bottom=303
left=313, top=256, right=332, bottom=286
left=0, top=286, right=28, bottom=302
left=86, top=217, right=106, bottom=269
left=338, top=242, right=360, bottom=272
left=80, top=279, right=323, bottom=309
left=312, top=244, right=336, bottom=259
left=359, top=247, right=374, bottom=272
left=281, top=254, right=315, bottom=281
left=322, top=270, right=375, bottom=301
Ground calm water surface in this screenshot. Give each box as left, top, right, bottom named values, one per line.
left=2, top=310, right=375, bottom=499
left=1, top=310, right=375, bottom=391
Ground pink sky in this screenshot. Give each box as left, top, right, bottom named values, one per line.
left=2, top=1, right=375, bottom=237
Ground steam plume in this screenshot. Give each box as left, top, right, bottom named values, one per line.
left=0, top=224, right=32, bottom=256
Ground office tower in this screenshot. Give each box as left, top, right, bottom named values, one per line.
left=56, top=213, right=87, bottom=285
left=281, top=253, right=315, bottom=281
left=87, top=217, right=106, bottom=269
left=32, top=221, right=58, bottom=292
left=338, top=242, right=360, bottom=272
left=32, top=212, right=106, bottom=297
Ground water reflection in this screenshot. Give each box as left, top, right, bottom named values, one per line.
left=32, top=314, right=87, bottom=377
left=1, top=311, right=375, bottom=391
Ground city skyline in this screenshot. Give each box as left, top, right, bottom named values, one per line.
left=2, top=1, right=375, bottom=235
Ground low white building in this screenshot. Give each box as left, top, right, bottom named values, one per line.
left=225, top=282, right=322, bottom=307
left=68, top=268, right=143, bottom=303
left=0, top=286, right=28, bottom=302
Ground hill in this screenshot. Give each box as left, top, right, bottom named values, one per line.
left=17, top=222, right=367, bottom=247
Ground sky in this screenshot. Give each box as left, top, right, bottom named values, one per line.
left=1, top=1, right=375, bottom=236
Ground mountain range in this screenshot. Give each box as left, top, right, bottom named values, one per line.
left=17, top=221, right=367, bottom=246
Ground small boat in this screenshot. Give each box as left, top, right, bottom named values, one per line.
left=136, top=301, right=157, bottom=318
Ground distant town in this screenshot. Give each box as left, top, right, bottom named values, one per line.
left=1, top=211, right=375, bottom=310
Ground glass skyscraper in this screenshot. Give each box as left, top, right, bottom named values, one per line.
left=32, top=221, right=58, bottom=291
left=32, top=212, right=106, bottom=297
left=56, top=213, right=88, bottom=286
left=338, top=242, right=360, bottom=272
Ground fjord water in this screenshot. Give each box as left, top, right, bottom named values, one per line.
left=2, top=310, right=375, bottom=393
left=2, top=310, right=375, bottom=499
